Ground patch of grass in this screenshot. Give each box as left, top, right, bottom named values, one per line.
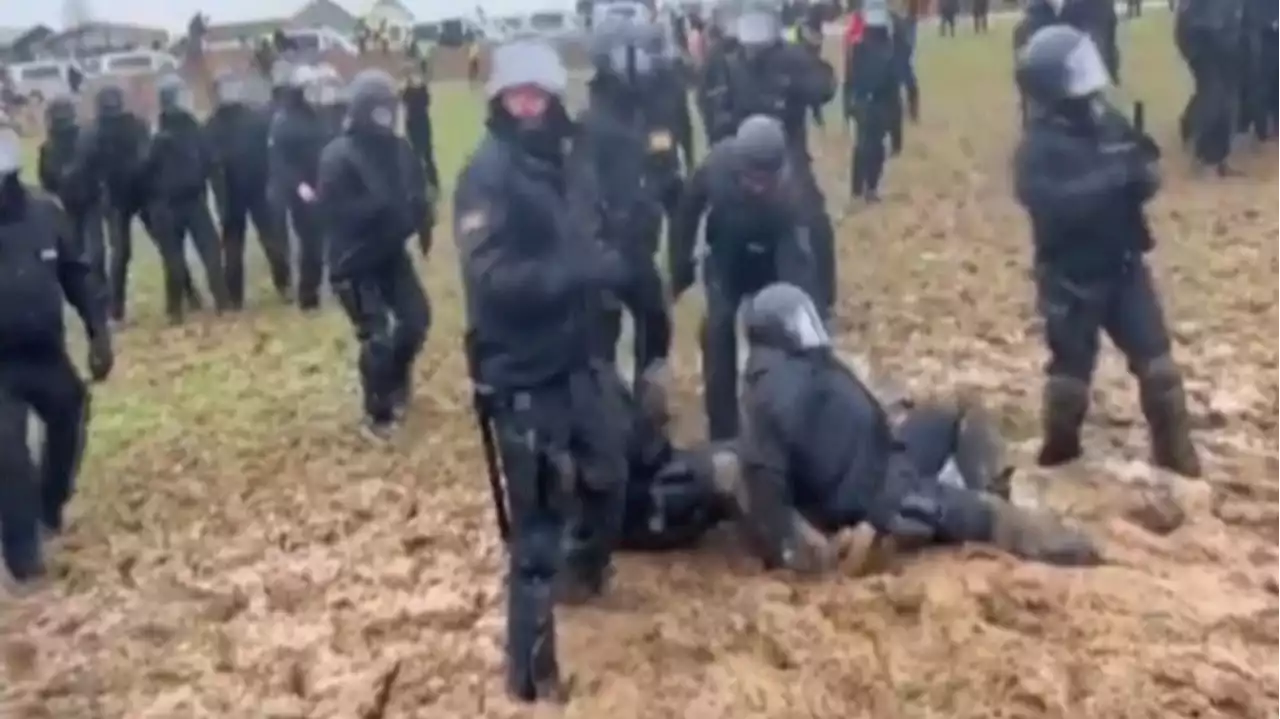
left=2, top=12, right=1277, bottom=719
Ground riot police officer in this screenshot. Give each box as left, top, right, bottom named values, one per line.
left=453, top=39, right=632, bottom=702
left=206, top=72, right=291, bottom=308
left=400, top=66, right=440, bottom=193
left=66, top=85, right=151, bottom=322
left=0, top=112, right=113, bottom=582
left=670, top=115, right=816, bottom=440
left=714, top=283, right=1100, bottom=574
left=141, top=74, right=230, bottom=324
left=269, top=63, right=329, bottom=310
left=310, top=64, right=347, bottom=139
left=316, top=69, right=431, bottom=437
left=846, top=0, right=902, bottom=202
left=1177, top=0, right=1245, bottom=174
left=1014, top=26, right=1201, bottom=477
left=37, top=97, right=104, bottom=294
left=579, top=20, right=674, bottom=390
left=701, top=5, right=839, bottom=316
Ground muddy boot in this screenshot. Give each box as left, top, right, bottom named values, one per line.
left=1036, top=376, right=1089, bottom=467
left=987, top=498, right=1102, bottom=567
left=506, top=576, right=565, bottom=703
left=1138, top=356, right=1202, bottom=478
left=953, top=399, right=1014, bottom=500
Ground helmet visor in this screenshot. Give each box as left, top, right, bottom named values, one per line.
left=1063, top=36, right=1110, bottom=98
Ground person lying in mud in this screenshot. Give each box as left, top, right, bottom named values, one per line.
left=623, top=283, right=1105, bottom=572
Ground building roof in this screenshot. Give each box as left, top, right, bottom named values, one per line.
left=51, top=21, right=170, bottom=43
left=204, top=19, right=289, bottom=44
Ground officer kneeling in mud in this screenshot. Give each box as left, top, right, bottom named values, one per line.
left=454, top=40, right=634, bottom=703
left=1014, top=27, right=1201, bottom=477
left=699, top=283, right=1101, bottom=573
left=0, top=113, right=113, bottom=583
left=671, top=114, right=817, bottom=442
left=316, top=69, right=431, bottom=439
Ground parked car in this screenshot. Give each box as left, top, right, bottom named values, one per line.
left=7, top=59, right=85, bottom=100
left=95, top=49, right=179, bottom=78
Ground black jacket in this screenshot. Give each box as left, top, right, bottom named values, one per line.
left=739, top=346, right=897, bottom=564
left=316, top=131, right=425, bottom=279
left=1014, top=108, right=1158, bottom=280
left=453, top=129, right=608, bottom=390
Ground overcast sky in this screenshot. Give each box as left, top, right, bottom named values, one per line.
left=4, top=0, right=579, bottom=33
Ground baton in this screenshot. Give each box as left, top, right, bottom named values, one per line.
left=1132, top=100, right=1145, bottom=134
left=464, top=331, right=511, bottom=543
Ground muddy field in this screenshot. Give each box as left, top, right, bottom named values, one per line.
left=1, top=13, right=1277, bottom=719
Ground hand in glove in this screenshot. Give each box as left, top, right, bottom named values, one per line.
left=87, top=332, right=114, bottom=382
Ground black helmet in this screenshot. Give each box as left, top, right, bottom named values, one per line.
left=45, top=96, right=77, bottom=130
left=346, top=68, right=398, bottom=132
left=1015, top=25, right=1110, bottom=107
left=94, top=85, right=126, bottom=117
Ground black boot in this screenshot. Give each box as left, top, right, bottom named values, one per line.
left=1138, top=356, right=1202, bottom=478
left=506, top=576, right=564, bottom=702
left=1037, top=376, right=1089, bottom=467
left=987, top=497, right=1102, bottom=567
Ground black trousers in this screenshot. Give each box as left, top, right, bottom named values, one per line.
left=149, top=196, right=230, bottom=322
left=1179, top=29, right=1238, bottom=166
left=285, top=196, right=325, bottom=310
left=852, top=99, right=891, bottom=197
left=597, top=209, right=671, bottom=384
left=1035, top=261, right=1172, bottom=384
left=333, top=251, right=430, bottom=423
left=0, top=351, right=89, bottom=577
left=491, top=364, right=629, bottom=697
left=220, top=183, right=291, bottom=307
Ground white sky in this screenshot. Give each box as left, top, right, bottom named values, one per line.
left=2, top=0, right=579, bottom=33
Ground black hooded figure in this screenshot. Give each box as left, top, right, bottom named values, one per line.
left=205, top=72, right=291, bottom=308
left=269, top=62, right=330, bottom=310
left=139, top=74, right=230, bottom=324
left=37, top=97, right=105, bottom=296
left=315, top=69, right=431, bottom=438
left=0, top=112, right=113, bottom=583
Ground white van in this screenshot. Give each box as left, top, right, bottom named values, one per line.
left=282, top=27, right=359, bottom=56
left=97, top=50, right=180, bottom=78
left=7, top=60, right=85, bottom=100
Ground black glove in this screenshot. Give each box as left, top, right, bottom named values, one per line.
left=87, top=331, right=113, bottom=382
